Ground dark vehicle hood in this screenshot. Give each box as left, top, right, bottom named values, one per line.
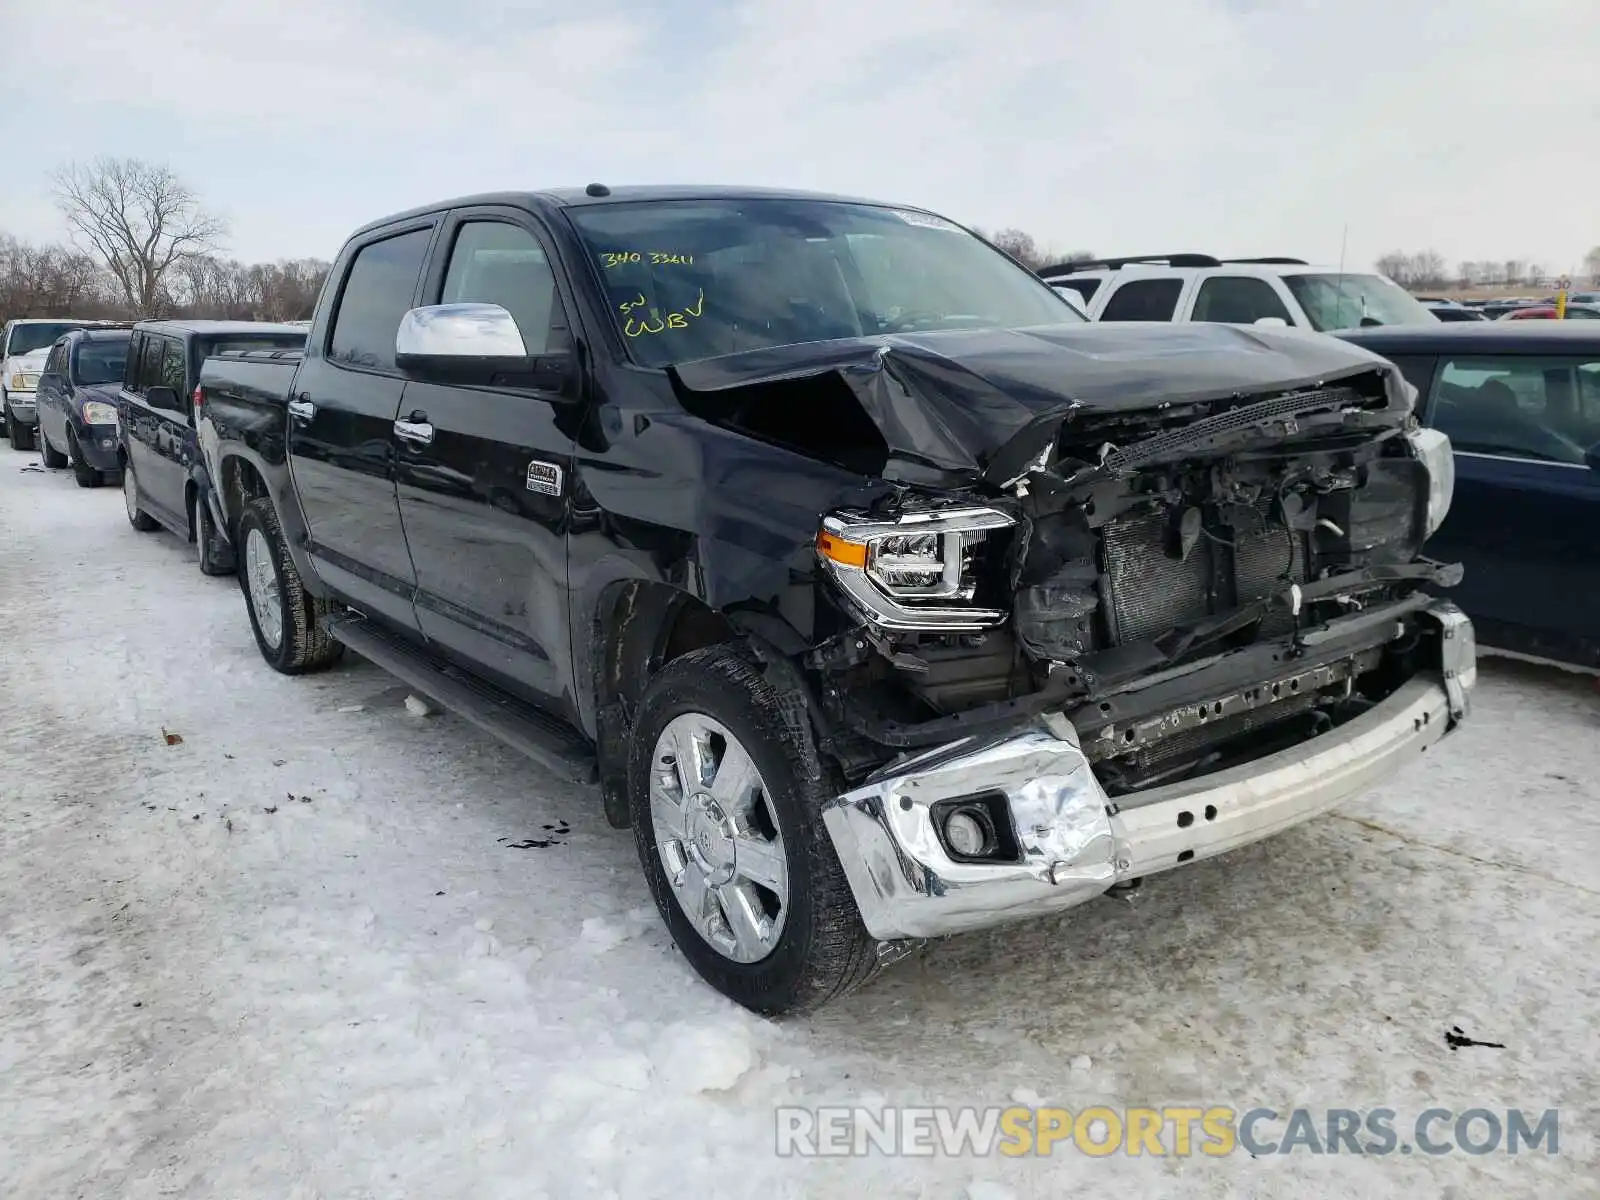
left=670, top=323, right=1399, bottom=485
left=73, top=382, right=122, bottom=410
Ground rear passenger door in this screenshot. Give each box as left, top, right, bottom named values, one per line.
left=393, top=208, right=583, bottom=710
left=288, top=222, right=435, bottom=632
left=1094, top=277, right=1186, bottom=322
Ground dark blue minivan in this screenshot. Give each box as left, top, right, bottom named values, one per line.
left=117, top=320, right=307, bottom=575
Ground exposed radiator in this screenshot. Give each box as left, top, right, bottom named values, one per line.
left=1100, top=504, right=1308, bottom=645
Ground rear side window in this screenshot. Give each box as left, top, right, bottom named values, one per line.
left=1429, top=355, right=1600, bottom=464
left=157, top=339, right=187, bottom=407
left=1099, top=279, right=1183, bottom=322
left=133, top=334, right=165, bottom=395
left=1191, top=276, right=1294, bottom=324
left=329, top=228, right=432, bottom=372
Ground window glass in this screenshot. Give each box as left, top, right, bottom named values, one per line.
left=156, top=338, right=187, bottom=406
left=1191, top=276, right=1294, bottom=324
left=5, top=321, right=85, bottom=357
left=44, top=343, right=66, bottom=374
left=74, top=338, right=130, bottom=385
left=1099, top=279, right=1184, bottom=322
left=134, top=334, right=165, bottom=394
left=1283, top=273, right=1437, bottom=331
left=441, top=222, right=566, bottom=356
left=1052, top=277, right=1102, bottom=302
left=566, top=199, right=1083, bottom=368
left=329, top=228, right=432, bottom=372
left=1430, top=355, right=1600, bottom=463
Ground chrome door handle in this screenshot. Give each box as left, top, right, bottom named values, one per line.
left=394, top=419, right=434, bottom=445
left=287, top=399, right=315, bottom=420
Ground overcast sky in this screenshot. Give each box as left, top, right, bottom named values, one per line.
left=2, top=0, right=1595, bottom=275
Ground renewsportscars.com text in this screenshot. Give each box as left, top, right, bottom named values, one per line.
left=775, top=1105, right=1560, bottom=1158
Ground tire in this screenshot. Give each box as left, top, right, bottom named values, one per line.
left=628, top=644, right=880, bottom=1015
left=6, top=406, right=34, bottom=451
left=236, top=496, right=344, bottom=674
left=40, top=423, right=67, bottom=468
left=122, top=458, right=159, bottom=528
left=195, top=494, right=233, bottom=577
left=68, top=430, right=101, bottom=488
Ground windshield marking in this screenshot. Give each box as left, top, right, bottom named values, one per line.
left=621, top=288, right=706, bottom=337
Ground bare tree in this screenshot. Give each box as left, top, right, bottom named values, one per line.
left=1375, top=251, right=1411, bottom=282
left=1585, top=246, right=1600, bottom=284
left=987, top=228, right=1049, bottom=270
left=51, top=157, right=227, bottom=314
left=0, top=232, right=126, bottom=318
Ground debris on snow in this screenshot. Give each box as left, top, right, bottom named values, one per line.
left=652, top=1021, right=757, bottom=1094
left=404, top=694, right=437, bottom=717
left=337, top=704, right=365, bottom=713
left=1069, top=1054, right=1092, bottom=1072
left=162, top=728, right=183, bottom=745
left=1445, top=1025, right=1506, bottom=1051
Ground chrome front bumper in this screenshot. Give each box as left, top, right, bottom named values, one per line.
left=822, top=602, right=1475, bottom=942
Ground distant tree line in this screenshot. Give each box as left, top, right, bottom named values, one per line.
left=1, top=156, right=329, bottom=326
left=976, top=228, right=1094, bottom=272
left=1376, top=247, right=1600, bottom=290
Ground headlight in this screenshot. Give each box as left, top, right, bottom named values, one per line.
left=1405, top=428, right=1455, bottom=539
left=10, top=372, right=39, bottom=391
left=81, top=401, right=119, bottom=426
left=816, top=505, right=1014, bottom=631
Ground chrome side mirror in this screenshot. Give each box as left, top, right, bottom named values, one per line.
left=1253, top=316, right=1289, bottom=328
left=396, top=303, right=529, bottom=365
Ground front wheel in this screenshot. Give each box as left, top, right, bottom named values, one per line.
left=628, top=644, right=880, bottom=1015
left=40, top=423, right=67, bottom=468
left=6, top=406, right=34, bottom=451
left=236, top=496, right=344, bottom=674
left=69, top=431, right=101, bottom=488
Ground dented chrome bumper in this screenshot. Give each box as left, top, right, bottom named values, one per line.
left=822, top=602, right=1475, bottom=942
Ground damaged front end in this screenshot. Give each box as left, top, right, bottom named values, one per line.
left=780, top=342, right=1475, bottom=942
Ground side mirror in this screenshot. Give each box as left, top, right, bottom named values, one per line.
left=145, top=385, right=178, bottom=410
left=396, top=303, right=573, bottom=392
left=1253, top=316, right=1289, bottom=328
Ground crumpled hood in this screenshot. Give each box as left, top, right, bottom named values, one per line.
left=670, top=323, right=1401, bottom=483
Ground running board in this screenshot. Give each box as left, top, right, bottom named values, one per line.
left=325, top=615, right=598, bottom=784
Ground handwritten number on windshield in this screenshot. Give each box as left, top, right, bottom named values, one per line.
left=621, top=289, right=705, bottom=338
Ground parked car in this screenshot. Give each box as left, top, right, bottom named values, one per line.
left=201, top=186, right=1473, bottom=1014
left=2, top=317, right=120, bottom=449
left=118, top=320, right=307, bottom=575
left=1037, top=254, right=1440, bottom=331
left=1496, top=304, right=1600, bottom=321
left=35, top=326, right=133, bottom=485
left=1335, top=322, right=1599, bottom=669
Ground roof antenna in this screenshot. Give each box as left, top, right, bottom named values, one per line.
left=585, top=182, right=611, bottom=197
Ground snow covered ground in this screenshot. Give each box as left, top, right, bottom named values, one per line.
left=2, top=455, right=1596, bottom=1200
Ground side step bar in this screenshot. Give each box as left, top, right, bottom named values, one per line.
left=325, top=614, right=598, bottom=784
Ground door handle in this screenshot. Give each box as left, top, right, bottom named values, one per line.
left=394, top=418, right=434, bottom=445
left=287, top=398, right=315, bottom=421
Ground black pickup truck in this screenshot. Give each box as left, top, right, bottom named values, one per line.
left=197, top=185, right=1476, bottom=1014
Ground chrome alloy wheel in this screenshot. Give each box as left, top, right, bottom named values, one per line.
left=650, top=713, right=789, bottom=963
left=244, top=527, right=284, bottom=650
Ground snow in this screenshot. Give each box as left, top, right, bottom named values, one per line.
left=2, top=455, right=1597, bottom=1198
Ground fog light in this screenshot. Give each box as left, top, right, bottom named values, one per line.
left=943, top=808, right=993, bottom=858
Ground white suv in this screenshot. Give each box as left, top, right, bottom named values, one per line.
left=2, top=318, right=120, bottom=449
left=1040, top=254, right=1439, bottom=332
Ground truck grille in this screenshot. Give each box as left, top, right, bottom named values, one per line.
left=1100, top=505, right=1307, bottom=645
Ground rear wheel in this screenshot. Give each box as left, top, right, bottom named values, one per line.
left=122, top=458, right=158, bottom=527
left=69, top=430, right=101, bottom=488
left=628, top=644, right=880, bottom=1015
left=195, top=495, right=233, bottom=576
left=237, top=496, right=344, bottom=674
left=39, top=422, right=67, bottom=468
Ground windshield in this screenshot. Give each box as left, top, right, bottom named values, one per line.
left=1283, top=274, right=1438, bottom=331
left=73, top=337, right=130, bottom=385
left=7, top=322, right=86, bottom=357
left=565, top=199, right=1085, bottom=368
